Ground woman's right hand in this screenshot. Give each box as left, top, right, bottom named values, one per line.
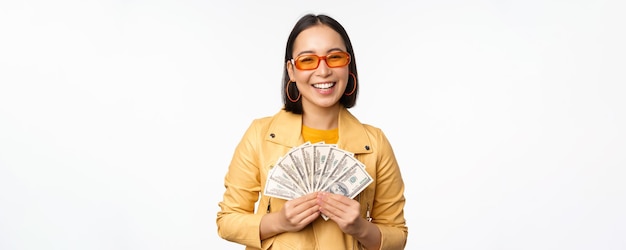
left=278, top=192, right=320, bottom=232
left=260, top=192, right=320, bottom=239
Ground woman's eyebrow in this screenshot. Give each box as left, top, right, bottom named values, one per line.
left=295, top=48, right=345, bottom=57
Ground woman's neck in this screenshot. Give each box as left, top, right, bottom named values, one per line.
left=302, top=105, right=340, bottom=130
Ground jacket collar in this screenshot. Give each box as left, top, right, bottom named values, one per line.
left=265, top=107, right=373, bottom=154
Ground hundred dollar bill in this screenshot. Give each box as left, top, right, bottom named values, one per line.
left=267, top=162, right=306, bottom=196
left=275, top=155, right=305, bottom=189
left=317, top=147, right=347, bottom=192
left=324, top=162, right=373, bottom=199
left=318, top=149, right=359, bottom=192
left=285, top=147, right=310, bottom=193
left=264, top=172, right=300, bottom=200
left=300, top=143, right=316, bottom=192
left=312, top=143, right=336, bottom=191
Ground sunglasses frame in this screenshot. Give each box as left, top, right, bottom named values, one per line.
left=290, top=51, right=351, bottom=70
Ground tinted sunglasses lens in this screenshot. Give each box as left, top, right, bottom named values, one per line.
left=295, top=55, right=319, bottom=70
left=326, top=53, right=350, bottom=67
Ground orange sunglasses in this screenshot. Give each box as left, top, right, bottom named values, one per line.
left=291, top=51, right=351, bottom=70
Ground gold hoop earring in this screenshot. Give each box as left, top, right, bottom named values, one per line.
left=286, top=81, right=301, bottom=102
left=344, top=73, right=357, bottom=96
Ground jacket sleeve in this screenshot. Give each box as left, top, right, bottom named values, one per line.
left=216, top=119, right=264, bottom=248
left=372, top=129, right=408, bottom=250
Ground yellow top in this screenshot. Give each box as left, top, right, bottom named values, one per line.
left=302, top=125, right=338, bottom=144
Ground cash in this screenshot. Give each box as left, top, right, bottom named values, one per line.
left=264, top=142, right=373, bottom=219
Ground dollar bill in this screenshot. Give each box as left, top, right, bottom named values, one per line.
left=312, top=143, right=335, bottom=191
left=264, top=170, right=300, bottom=200
left=275, top=155, right=308, bottom=193
left=324, top=162, right=373, bottom=199
left=285, top=148, right=310, bottom=193
left=300, top=143, right=315, bottom=192
left=318, top=147, right=359, bottom=192
left=267, top=161, right=306, bottom=196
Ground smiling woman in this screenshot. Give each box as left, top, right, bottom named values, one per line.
left=216, top=13, right=408, bottom=250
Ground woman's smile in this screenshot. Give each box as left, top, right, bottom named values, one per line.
left=312, top=81, right=336, bottom=94
left=313, top=82, right=335, bottom=89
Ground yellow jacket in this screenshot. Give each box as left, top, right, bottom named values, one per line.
left=217, top=107, right=408, bottom=250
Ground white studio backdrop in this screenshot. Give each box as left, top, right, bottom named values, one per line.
left=1, top=0, right=625, bottom=249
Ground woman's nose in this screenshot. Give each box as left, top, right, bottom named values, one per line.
left=315, top=59, right=331, bottom=76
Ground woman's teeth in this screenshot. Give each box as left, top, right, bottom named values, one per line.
left=313, top=82, right=335, bottom=89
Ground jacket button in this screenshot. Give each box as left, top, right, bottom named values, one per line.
left=365, top=145, right=370, bottom=150
left=270, top=133, right=275, bottom=138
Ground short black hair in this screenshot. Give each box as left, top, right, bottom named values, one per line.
left=282, top=14, right=359, bottom=114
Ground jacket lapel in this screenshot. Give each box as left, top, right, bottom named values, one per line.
left=337, top=108, right=373, bottom=155
left=265, top=109, right=304, bottom=148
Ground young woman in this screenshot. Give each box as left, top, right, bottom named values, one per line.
left=217, top=14, right=408, bottom=250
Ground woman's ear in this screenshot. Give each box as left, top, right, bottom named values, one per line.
left=286, top=61, right=295, bottom=81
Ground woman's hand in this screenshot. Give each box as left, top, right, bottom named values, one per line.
left=260, top=192, right=320, bottom=239
left=317, top=192, right=382, bottom=249
left=278, top=192, right=320, bottom=232
left=316, top=192, right=364, bottom=236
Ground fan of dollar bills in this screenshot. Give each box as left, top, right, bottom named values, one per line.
left=264, top=142, right=373, bottom=201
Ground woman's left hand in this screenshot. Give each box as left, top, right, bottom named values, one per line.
left=316, top=192, right=367, bottom=236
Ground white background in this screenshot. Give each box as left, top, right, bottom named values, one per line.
left=1, top=0, right=625, bottom=249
